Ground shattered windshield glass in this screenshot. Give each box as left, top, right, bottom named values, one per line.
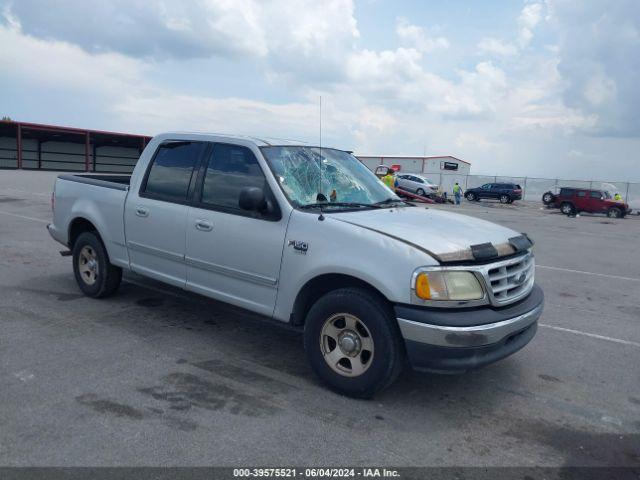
left=261, top=146, right=400, bottom=208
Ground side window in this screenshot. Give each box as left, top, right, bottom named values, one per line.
left=143, top=142, right=205, bottom=202
left=590, top=191, right=603, bottom=199
left=201, top=143, right=266, bottom=211
left=577, top=191, right=586, bottom=197
left=481, top=184, right=491, bottom=189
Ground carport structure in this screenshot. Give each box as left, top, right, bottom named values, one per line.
left=0, top=120, right=152, bottom=173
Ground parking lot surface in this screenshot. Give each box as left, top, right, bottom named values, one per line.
left=1, top=170, right=639, bottom=467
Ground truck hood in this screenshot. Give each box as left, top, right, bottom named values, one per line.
left=329, top=206, right=522, bottom=262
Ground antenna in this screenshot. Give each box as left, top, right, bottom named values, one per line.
left=319, top=95, right=322, bottom=153
left=318, top=95, right=325, bottom=220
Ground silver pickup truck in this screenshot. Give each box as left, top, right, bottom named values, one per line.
left=48, top=133, right=544, bottom=397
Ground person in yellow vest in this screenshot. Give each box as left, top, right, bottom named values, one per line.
left=381, top=168, right=396, bottom=192
left=453, top=182, right=463, bottom=205
left=614, top=192, right=623, bottom=202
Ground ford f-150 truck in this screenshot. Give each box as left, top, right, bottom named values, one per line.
left=48, top=133, right=544, bottom=398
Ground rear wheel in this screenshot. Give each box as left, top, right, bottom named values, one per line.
left=607, top=207, right=622, bottom=218
left=303, top=288, right=404, bottom=398
left=72, top=231, right=122, bottom=298
left=466, top=192, right=476, bottom=201
left=500, top=194, right=511, bottom=204
left=560, top=202, right=575, bottom=215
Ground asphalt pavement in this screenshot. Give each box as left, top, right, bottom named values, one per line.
left=0, top=170, right=639, bottom=468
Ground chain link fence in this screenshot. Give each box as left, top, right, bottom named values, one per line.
left=417, top=173, right=640, bottom=207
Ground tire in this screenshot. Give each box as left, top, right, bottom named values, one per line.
left=607, top=207, right=622, bottom=218
left=542, top=192, right=554, bottom=205
left=560, top=202, right=575, bottom=216
left=465, top=192, right=476, bottom=201
left=72, top=231, right=122, bottom=298
left=499, top=194, right=510, bottom=204
left=416, top=188, right=425, bottom=197
left=303, top=288, right=404, bottom=398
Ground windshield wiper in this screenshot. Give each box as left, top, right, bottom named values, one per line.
left=299, top=202, right=382, bottom=210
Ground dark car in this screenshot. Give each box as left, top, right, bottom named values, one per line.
left=544, top=187, right=631, bottom=218
left=465, top=183, right=523, bottom=204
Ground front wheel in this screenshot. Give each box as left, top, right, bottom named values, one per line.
left=72, top=231, right=122, bottom=298
left=416, top=188, right=425, bottom=197
left=607, top=207, right=622, bottom=218
left=466, top=192, right=476, bottom=201
left=303, top=288, right=404, bottom=398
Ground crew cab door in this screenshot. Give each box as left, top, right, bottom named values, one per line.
left=185, top=142, right=287, bottom=316
left=124, top=141, right=207, bottom=287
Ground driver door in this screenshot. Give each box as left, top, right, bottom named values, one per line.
left=185, top=142, right=288, bottom=317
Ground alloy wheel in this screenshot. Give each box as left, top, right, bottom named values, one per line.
left=78, top=245, right=99, bottom=285
left=320, top=313, right=374, bottom=377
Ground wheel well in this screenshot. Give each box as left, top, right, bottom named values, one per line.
left=290, top=274, right=389, bottom=326
left=68, top=218, right=98, bottom=249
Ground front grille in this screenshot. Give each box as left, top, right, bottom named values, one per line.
left=485, top=253, right=535, bottom=305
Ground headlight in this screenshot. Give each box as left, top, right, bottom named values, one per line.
left=413, top=270, right=484, bottom=301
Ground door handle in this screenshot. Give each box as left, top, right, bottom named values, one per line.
left=195, top=220, right=213, bottom=232
left=135, top=206, right=149, bottom=217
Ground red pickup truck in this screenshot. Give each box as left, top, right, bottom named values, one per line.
left=543, top=187, right=631, bottom=218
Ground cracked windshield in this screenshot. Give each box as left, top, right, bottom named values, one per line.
left=261, top=146, right=400, bottom=208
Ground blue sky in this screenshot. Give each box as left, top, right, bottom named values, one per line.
left=1, top=0, right=639, bottom=180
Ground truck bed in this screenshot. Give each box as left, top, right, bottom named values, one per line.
left=57, top=174, right=131, bottom=191
left=52, top=173, right=132, bottom=268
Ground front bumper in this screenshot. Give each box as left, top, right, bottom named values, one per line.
left=395, top=284, right=544, bottom=373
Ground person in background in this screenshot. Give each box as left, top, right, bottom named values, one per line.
left=453, top=182, right=463, bottom=205
left=614, top=192, right=623, bottom=202
left=381, top=168, right=396, bottom=192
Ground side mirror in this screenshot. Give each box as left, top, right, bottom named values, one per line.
left=239, top=187, right=267, bottom=212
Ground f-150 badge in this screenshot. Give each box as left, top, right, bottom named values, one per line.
left=288, top=240, right=308, bottom=254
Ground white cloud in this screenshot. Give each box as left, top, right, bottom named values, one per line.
left=396, top=18, right=449, bottom=53
left=478, top=38, right=518, bottom=56
left=518, top=3, right=543, bottom=48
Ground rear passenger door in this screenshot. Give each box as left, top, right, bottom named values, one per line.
left=185, top=143, right=288, bottom=316
left=124, top=141, right=207, bottom=287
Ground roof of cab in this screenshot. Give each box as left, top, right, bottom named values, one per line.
left=156, top=132, right=309, bottom=147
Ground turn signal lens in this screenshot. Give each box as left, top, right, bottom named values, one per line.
left=415, top=272, right=431, bottom=299
left=414, top=271, right=483, bottom=301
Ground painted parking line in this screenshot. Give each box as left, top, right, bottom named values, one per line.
left=0, top=210, right=49, bottom=224
left=539, top=323, right=640, bottom=348
left=537, top=264, right=640, bottom=282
